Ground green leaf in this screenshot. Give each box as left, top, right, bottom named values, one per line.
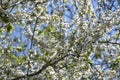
left=0, top=29, right=4, bottom=33
left=72, top=30, right=77, bottom=35
left=95, top=53, right=102, bottom=59
left=48, top=25, right=56, bottom=32
left=38, top=25, right=56, bottom=36
left=16, top=47, right=26, bottom=52
left=6, top=23, right=14, bottom=32
left=115, top=58, right=120, bottom=62
left=8, top=53, right=19, bottom=64
left=83, top=54, right=93, bottom=63
left=110, top=62, right=118, bottom=70
left=110, top=58, right=120, bottom=69
left=0, top=15, right=9, bottom=23
left=77, top=38, right=84, bottom=44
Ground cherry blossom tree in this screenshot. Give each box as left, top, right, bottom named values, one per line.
left=0, top=0, right=120, bottom=80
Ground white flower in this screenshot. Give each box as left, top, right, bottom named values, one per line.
left=15, top=70, right=25, bottom=76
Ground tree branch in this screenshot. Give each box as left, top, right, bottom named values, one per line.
left=99, top=41, right=120, bottom=45
left=12, top=54, right=69, bottom=80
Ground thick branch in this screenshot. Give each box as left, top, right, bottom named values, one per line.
left=99, top=41, right=120, bottom=45
left=12, top=54, right=69, bottom=80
